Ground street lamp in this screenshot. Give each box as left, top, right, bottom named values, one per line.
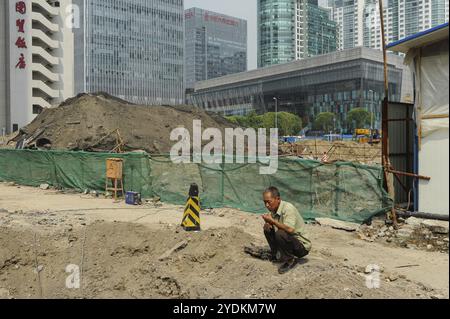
left=368, top=90, right=374, bottom=131
left=273, top=97, right=278, bottom=131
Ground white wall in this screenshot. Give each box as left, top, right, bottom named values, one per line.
left=416, top=39, right=449, bottom=216
left=419, top=128, right=449, bottom=216
left=8, top=0, right=32, bottom=131
left=3, top=0, right=74, bottom=133
left=0, top=0, right=8, bottom=135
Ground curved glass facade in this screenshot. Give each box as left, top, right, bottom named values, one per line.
left=188, top=48, right=411, bottom=130
left=258, top=0, right=296, bottom=67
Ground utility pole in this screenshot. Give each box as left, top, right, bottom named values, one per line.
left=369, top=90, right=374, bottom=131
left=379, top=0, right=389, bottom=167
left=378, top=0, right=397, bottom=226
left=273, top=97, right=278, bottom=131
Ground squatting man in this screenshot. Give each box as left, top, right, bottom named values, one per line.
left=261, top=187, right=312, bottom=274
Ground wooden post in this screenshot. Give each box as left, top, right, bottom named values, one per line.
left=378, top=0, right=398, bottom=226
left=379, top=0, right=390, bottom=173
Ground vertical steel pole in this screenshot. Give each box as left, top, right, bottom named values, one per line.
left=379, top=0, right=389, bottom=169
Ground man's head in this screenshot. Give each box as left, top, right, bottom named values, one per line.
left=263, top=187, right=281, bottom=213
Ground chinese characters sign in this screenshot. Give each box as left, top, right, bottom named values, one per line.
left=204, top=12, right=239, bottom=27
left=14, top=1, right=27, bottom=69
left=9, top=0, right=31, bottom=132
left=185, top=10, right=240, bottom=27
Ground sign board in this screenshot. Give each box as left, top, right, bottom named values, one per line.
left=9, top=0, right=31, bottom=132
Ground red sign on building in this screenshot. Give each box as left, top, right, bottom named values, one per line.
left=204, top=12, right=239, bottom=26
left=15, top=1, right=26, bottom=14
left=16, top=19, right=25, bottom=33
left=14, top=1, right=27, bottom=70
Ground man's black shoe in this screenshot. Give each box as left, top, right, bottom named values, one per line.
left=278, top=258, right=297, bottom=274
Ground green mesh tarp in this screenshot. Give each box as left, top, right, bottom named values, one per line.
left=0, top=150, right=152, bottom=197
left=0, top=150, right=393, bottom=223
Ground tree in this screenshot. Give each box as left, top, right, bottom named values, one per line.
left=246, top=111, right=262, bottom=129
left=277, top=112, right=302, bottom=136
left=313, top=112, right=335, bottom=132
left=226, top=111, right=302, bottom=136
left=346, top=108, right=371, bottom=129
left=227, top=111, right=262, bottom=128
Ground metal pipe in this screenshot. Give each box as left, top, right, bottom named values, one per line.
left=395, top=210, right=449, bottom=222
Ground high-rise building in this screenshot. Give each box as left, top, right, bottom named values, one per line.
left=257, top=0, right=338, bottom=68
left=0, top=0, right=74, bottom=134
left=363, top=0, right=399, bottom=50
left=327, top=0, right=365, bottom=50
left=184, top=8, right=247, bottom=90
left=73, top=0, right=184, bottom=106
left=307, top=3, right=339, bottom=56
left=327, top=0, right=449, bottom=52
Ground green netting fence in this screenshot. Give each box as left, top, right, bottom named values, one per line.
left=0, top=149, right=393, bottom=223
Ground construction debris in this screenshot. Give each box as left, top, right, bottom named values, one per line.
left=158, top=240, right=189, bottom=261
left=280, top=140, right=382, bottom=165
left=357, top=217, right=449, bottom=253
left=244, top=243, right=273, bottom=261
left=315, top=218, right=360, bottom=232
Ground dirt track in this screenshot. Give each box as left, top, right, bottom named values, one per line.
left=0, top=183, right=448, bottom=299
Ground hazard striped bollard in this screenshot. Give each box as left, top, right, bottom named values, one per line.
left=181, top=183, right=201, bottom=232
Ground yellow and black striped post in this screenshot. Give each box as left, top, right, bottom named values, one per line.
left=181, top=183, right=201, bottom=231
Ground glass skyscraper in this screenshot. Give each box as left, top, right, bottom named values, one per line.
left=308, top=4, right=339, bottom=56
left=257, top=0, right=338, bottom=68
left=74, top=0, right=184, bottom=105
left=184, top=8, right=247, bottom=90
left=258, top=0, right=297, bottom=67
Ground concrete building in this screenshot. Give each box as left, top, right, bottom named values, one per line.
left=257, top=0, right=338, bottom=68
left=73, top=0, right=184, bottom=105
left=387, top=23, right=449, bottom=216
left=327, top=0, right=449, bottom=52
left=0, top=0, right=74, bottom=134
left=327, top=0, right=365, bottom=50
left=187, top=47, right=413, bottom=130
left=184, top=8, right=247, bottom=90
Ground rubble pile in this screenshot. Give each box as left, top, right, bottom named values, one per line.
left=358, top=217, right=449, bottom=253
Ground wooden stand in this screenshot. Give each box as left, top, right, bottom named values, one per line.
left=105, top=158, right=124, bottom=200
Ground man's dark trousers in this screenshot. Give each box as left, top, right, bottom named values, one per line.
left=264, top=227, right=309, bottom=261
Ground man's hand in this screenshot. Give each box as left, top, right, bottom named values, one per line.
left=262, top=214, right=276, bottom=225
left=263, top=223, right=273, bottom=232
left=262, top=214, right=295, bottom=235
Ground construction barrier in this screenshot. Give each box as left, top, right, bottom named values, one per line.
left=181, top=184, right=201, bottom=231
left=0, top=149, right=393, bottom=223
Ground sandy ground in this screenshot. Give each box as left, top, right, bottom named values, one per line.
left=0, top=183, right=448, bottom=299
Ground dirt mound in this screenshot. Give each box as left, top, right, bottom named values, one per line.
left=0, top=221, right=437, bottom=299
left=11, top=93, right=237, bottom=154
left=280, top=140, right=382, bottom=164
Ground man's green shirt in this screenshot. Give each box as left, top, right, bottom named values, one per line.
left=271, top=200, right=312, bottom=251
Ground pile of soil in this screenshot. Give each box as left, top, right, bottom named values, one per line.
left=0, top=221, right=437, bottom=299
left=280, top=140, right=382, bottom=165
left=10, top=93, right=237, bottom=154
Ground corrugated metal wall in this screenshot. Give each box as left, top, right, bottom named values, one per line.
left=388, top=102, right=415, bottom=206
